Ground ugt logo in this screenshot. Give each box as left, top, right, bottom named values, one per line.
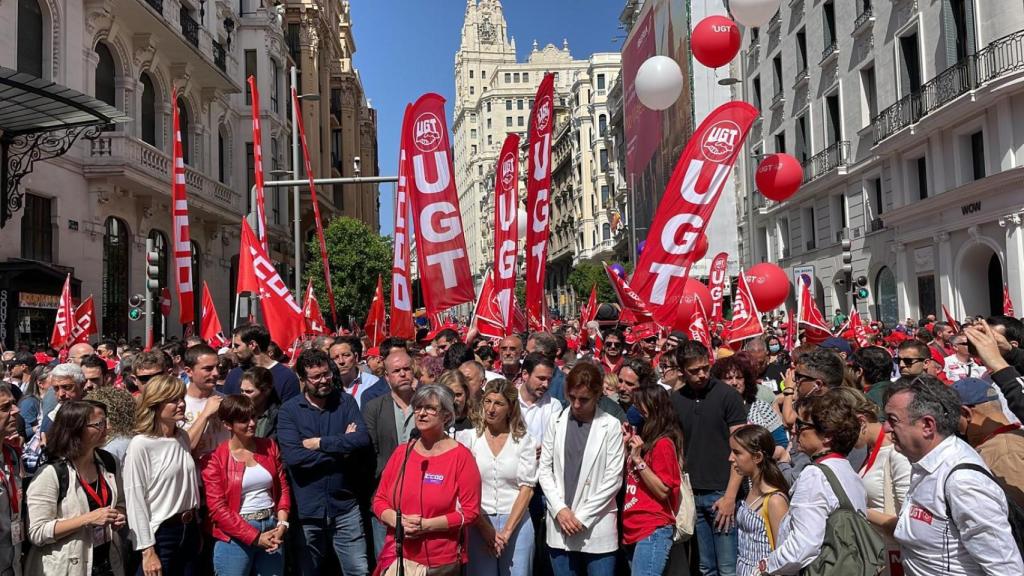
left=414, top=113, right=442, bottom=152
left=500, top=153, right=515, bottom=190
left=701, top=120, right=741, bottom=162
left=535, top=96, right=552, bottom=133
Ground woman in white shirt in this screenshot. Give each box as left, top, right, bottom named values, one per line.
left=124, top=375, right=201, bottom=576
left=456, top=379, right=538, bottom=576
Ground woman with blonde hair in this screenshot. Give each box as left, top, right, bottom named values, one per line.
left=124, top=375, right=201, bottom=576
left=438, top=369, right=473, bottom=433
left=455, top=379, right=538, bottom=576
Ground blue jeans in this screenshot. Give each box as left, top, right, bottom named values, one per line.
left=298, top=507, right=368, bottom=576
left=693, top=490, right=738, bottom=576
left=467, top=513, right=535, bottom=576
left=549, top=549, right=617, bottom=576
left=629, top=525, right=674, bottom=576
left=137, top=516, right=200, bottom=576
left=370, top=515, right=387, bottom=561
left=212, top=517, right=283, bottom=576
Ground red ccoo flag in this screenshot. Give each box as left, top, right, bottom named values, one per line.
left=364, top=276, right=386, bottom=348
left=721, top=269, right=764, bottom=345
left=200, top=282, right=227, bottom=348
left=69, top=294, right=97, bottom=345
left=171, top=93, right=195, bottom=325
left=238, top=219, right=304, bottom=351
left=1004, top=284, right=1015, bottom=317
left=580, top=284, right=598, bottom=327
left=302, top=281, right=329, bottom=336
left=798, top=281, right=832, bottom=345
left=390, top=105, right=416, bottom=340
left=50, top=274, right=74, bottom=350
left=525, top=74, right=555, bottom=331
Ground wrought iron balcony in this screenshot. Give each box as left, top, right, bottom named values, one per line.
left=213, top=41, right=226, bottom=72
left=770, top=89, right=785, bottom=108
left=793, top=67, right=809, bottom=86
left=978, top=29, right=1024, bottom=83
left=180, top=12, right=200, bottom=47
left=801, top=140, right=850, bottom=183
left=853, top=8, right=874, bottom=34
left=768, top=11, right=781, bottom=31
left=143, top=0, right=163, bottom=12
left=820, top=41, right=838, bottom=65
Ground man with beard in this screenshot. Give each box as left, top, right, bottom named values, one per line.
left=497, top=334, right=524, bottom=380
left=600, top=329, right=626, bottom=375
left=279, top=348, right=372, bottom=576
left=222, top=323, right=300, bottom=402
left=617, top=356, right=656, bottom=414
left=330, top=335, right=387, bottom=409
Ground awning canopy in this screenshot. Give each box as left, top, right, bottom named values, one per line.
left=0, top=66, right=130, bottom=136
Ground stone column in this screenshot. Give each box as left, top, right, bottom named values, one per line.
left=935, top=232, right=955, bottom=317
left=894, top=242, right=911, bottom=320
left=1000, top=212, right=1024, bottom=314
left=117, top=77, right=139, bottom=134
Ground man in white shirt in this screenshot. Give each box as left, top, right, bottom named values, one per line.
left=884, top=374, right=1023, bottom=575
left=943, top=335, right=987, bottom=382
left=329, top=336, right=386, bottom=408
left=518, top=353, right=559, bottom=447
left=181, top=344, right=228, bottom=458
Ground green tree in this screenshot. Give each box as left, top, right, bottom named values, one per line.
left=567, top=262, right=619, bottom=305
left=304, top=217, right=392, bottom=325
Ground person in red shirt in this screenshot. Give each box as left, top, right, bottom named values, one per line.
left=622, top=385, right=683, bottom=576
left=372, top=384, right=481, bottom=575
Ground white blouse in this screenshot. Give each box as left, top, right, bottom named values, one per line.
left=456, top=429, right=539, bottom=516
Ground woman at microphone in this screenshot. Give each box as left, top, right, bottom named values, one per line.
left=372, top=384, right=481, bottom=576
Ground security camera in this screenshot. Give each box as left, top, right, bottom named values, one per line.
left=353, top=156, right=361, bottom=175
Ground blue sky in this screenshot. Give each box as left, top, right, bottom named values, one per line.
left=351, top=0, right=625, bottom=236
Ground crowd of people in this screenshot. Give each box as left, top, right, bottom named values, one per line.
left=1, top=311, right=1024, bottom=576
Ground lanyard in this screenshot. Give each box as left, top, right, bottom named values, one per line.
left=859, top=426, right=887, bottom=478
left=814, top=452, right=844, bottom=463
left=980, top=423, right=1022, bottom=446
left=77, top=469, right=110, bottom=508
left=1, top=446, right=18, bottom=515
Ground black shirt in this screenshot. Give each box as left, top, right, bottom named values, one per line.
left=671, top=379, right=747, bottom=492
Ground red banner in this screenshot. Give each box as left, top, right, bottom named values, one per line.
left=200, top=282, right=227, bottom=348
left=471, top=271, right=506, bottom=340
left=687, top=299, right=714, bottom=362
left=390, top=105, right=416, bottom=340
left=941, top=304, right=962, bottom=333
left=525, top=74, right=555, bottom=330
left=722, top=269, right=763, bottom=344
left=239, top=219, right=304, bottom=350
left=364, top=275, right=386, bottom=348
left=708, top=252, right=729, bottom=326
left=70, top=295, right=98, bottom=345
left=580, top=284, right=598, bottom=327
left=783, top=309, right=796, bottom=352
left=799, top=281, right=831, bottom=345
left=406, top=93, right=474, bottom=314
left=159, top=288, right=171, bottom=318
left=604, top=262, right=655, bottom=324
left=622, top=6, right=660, bottom=175
left=847, top=308, right=870, bottom=348
left=247, top=76, right=269, bottom=252
left=50, top=274, right=73, bottom=349
left=1005, top=284, right=1016, bottom=317
left=630, top=101, right=759, bottom=326
left=494, top=133, right=520, bottom=335
left=171, top=93, right=195, bottom=325
left=292, top=87, right=336, bottom=326
left=302, top=280, right=329, bottom=336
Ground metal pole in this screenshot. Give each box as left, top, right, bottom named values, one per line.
left=291, top=66, right=302, bottom=298
left=161, top=315, right=166, bottom=345
left=145, top=238, right=154, bottom=348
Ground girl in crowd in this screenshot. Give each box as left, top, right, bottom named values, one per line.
left=729, top=425, right=790, bottom=576
left=757, top=389, right=869, bottom=574
left=438, top=370, right=473, bottom=433
left=26, top=400, right=127, bottom=576
left=456, top=379, right=538, bottom=576
left=622, top=385, right=683, bottom=576
left=85, top=386, right=138, bottom=466
left=239, top=367, right=280, bottom=439
left=124, top=375, right=201, bottom=576
left=19, top=365, right=50, bottom=442
left=711, top=356, right=789, bottom=448
left=373, top=384, right=481, bottom=575
left=656, top=354, right=681, bottom=391
left=202, top=395, right=291, bottom=576
left=602, top=372, right=620, bottom=403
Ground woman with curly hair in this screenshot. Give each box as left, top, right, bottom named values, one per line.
left=84, top=386, right=137, bottom=466
left=711, top=355, right=788, bottom=448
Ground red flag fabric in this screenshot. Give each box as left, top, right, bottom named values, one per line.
left=603, top=262, right=655, bottom=324
left=50, top=274, right=74, bottom=349
left=70, top=296, right=98, bottom=345
left=238, top=219, right=304, bottom=349
left=159, top=288, right=172, bottom=317
left=471, top=271, right=506, bottom=340
left=847, top=308, right=870, bottom=348
left=302, top=281, right=329, bottom=336
left=941, top=304, right=962, bottom=333
left=722, top=269, right=764, bottom=344
left=493, top=133, right=521, bottom=335
left=236, top=220, right=260, bottom=294
left=406, top=94, right=474, bottom=314
left=200, top=282, right=227, bottom=348
left=799, top=281, right=832, bottom=345
left=525, top=74, right=556, bottom=331
left=364, top=276, right=386, bottom=348
left=580, top=284, right=598, bottom=328
left=630, top=102, right=759, bottom=326
left=292, top=88, right=337, bottom=326
left=247, top=76, right=269, bottom=252
left=171, top=93, right=195, bottom=325
left=707, top=252, right=730, bottom=326
left=390, top=105, right=416, bottom=340
left=511, top=298, right=528, bottom=334
left=1004, top=284, right=1015, bottom=317
left=783, top=309, right=796, bottom=352
left=687, top=299, right=714, bottom=361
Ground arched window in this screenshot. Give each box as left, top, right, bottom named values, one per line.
left=598, top=114, right=608, bottom=138
left=177, top=97, right=191, bottom=165
left=103, top=217, right=130, bottom=339
left=17, top=0, right=44, bottom=77
left=148, top=229, right=169, bottom=341
left=191, top=241, right=203, bottom=329
left=875, top=266, right=898, bottom=325
left=140, top=73, right=158, bottom=147
left=95, top=43, right=116, bottom=106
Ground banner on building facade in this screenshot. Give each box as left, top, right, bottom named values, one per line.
left=494, top=133, right=520, bottom=335
left=525, top=74, right=555, bottom=331
left=390, top=105, right=416, bottom=340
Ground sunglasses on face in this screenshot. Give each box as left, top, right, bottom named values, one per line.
left=794, top=417, right=818, bottom=433
left=793, top=371, right=819, bottom=383
left=897, top=357, right=926, bottom=366
left=604, top=341, right=622, bottom=349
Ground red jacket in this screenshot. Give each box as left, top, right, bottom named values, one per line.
left=201, top=437, right=291, bottom=544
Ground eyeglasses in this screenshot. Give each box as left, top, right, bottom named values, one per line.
left=604, top=341, right=622, bottom=349
left=86, top=419, right=107, bottom=431
left=793, top=371, right=819, bottom=383
left=414, top=405, right=440, bottom=416
left=134, top=372, right=161, bottom=384
left=897, top=357, right=926, bottom=366
left=305, top=372, right=332, bottom=383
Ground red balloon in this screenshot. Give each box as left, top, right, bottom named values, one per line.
left=691, top=16, right=742, bottom=69
left=674, top=278, right=713, bottom=331
left=745, top=263, right=790, bottom=311
left=693, top=235, right=709, bottom=261
left=755, top=153, right=803, bottom=202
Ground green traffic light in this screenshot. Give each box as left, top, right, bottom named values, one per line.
left=128, top=308, right=142, bottom=321
left=857, top=288, right=870, bottom=299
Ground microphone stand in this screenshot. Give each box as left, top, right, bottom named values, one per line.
left=394, top=428, right=420, bottom=576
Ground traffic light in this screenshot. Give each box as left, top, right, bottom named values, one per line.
left=146, top=249, right=161, bottom=292
left=841, top=236, right=853, bottom=276
left=128, top=294, right=144, bottom=321
left=855, top=275, right=869, bottom=300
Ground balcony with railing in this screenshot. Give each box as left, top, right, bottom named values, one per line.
left=801, top=140, right=850, bottom=182
left=770, top=89, right=785, bottom=109
left=213, top=40, right=226, bottom=72
left=179, top=9, right=199, bottom=47
left=820, top=41, right=839, bottom=65
left=853, top=6, right=874, bottom=35
left=873, top=28, right=1024, bottom=144
left=793, top=66, right=809, bottom=87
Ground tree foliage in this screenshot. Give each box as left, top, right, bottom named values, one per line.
left=304, top=217, right=392, bottom=325
left=567, top=262, right=618, bottom=305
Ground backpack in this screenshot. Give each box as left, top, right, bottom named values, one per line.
left=800, top=464, right=886, bottom=576
left=943, top=463, right=1024, bottom=559
left=48, top=449, right=118, bottom=507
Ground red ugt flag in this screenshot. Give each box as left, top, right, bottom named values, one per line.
left=493, top=133, right=520, bottom=336
left=525, top=74, right=555, bottom=330
left=471, top=271, right=506, bottom=340
left=50, top=274, right=74, bottom=349
left=603, top=262, right=654, bottom=324
left=171, top=93, right=195, bottom=325
left=200, top=282, right=227, bottom=348
left=799, top=281, right=832, bottom=345
left=390, top=105, right=416, bottom=340
left=707, top=252, right=730, bottom=326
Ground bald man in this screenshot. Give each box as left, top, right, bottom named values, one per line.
left=67, top=343, right=95, bottom=365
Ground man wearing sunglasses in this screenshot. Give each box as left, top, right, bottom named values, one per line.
left=129, top=350, right=171, bottom=396
left=896, top=340, right=931, bottom=379
left=600, top=329, right=626, bottom=376
left=222, top=323, right=301, bottom=403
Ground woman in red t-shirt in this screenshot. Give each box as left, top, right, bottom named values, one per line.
left=622, top=385, right=683, bottom=575
left=372, top=383, right=481, bottom=576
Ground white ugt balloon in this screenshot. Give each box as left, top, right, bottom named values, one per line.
left=730, top=0, right=782, bottom=27
left=634, top=55, right=684, bottom=111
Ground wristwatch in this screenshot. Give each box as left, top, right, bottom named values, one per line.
left=633, top=461, right=647, bottom=472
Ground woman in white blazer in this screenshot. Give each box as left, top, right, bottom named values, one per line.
left=538, top=362, right=625, bottom=576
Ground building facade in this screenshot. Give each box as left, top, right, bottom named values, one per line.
left=0, top=0, right=377, bottom=347
left=736, top=0, right=1024, bottom=324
